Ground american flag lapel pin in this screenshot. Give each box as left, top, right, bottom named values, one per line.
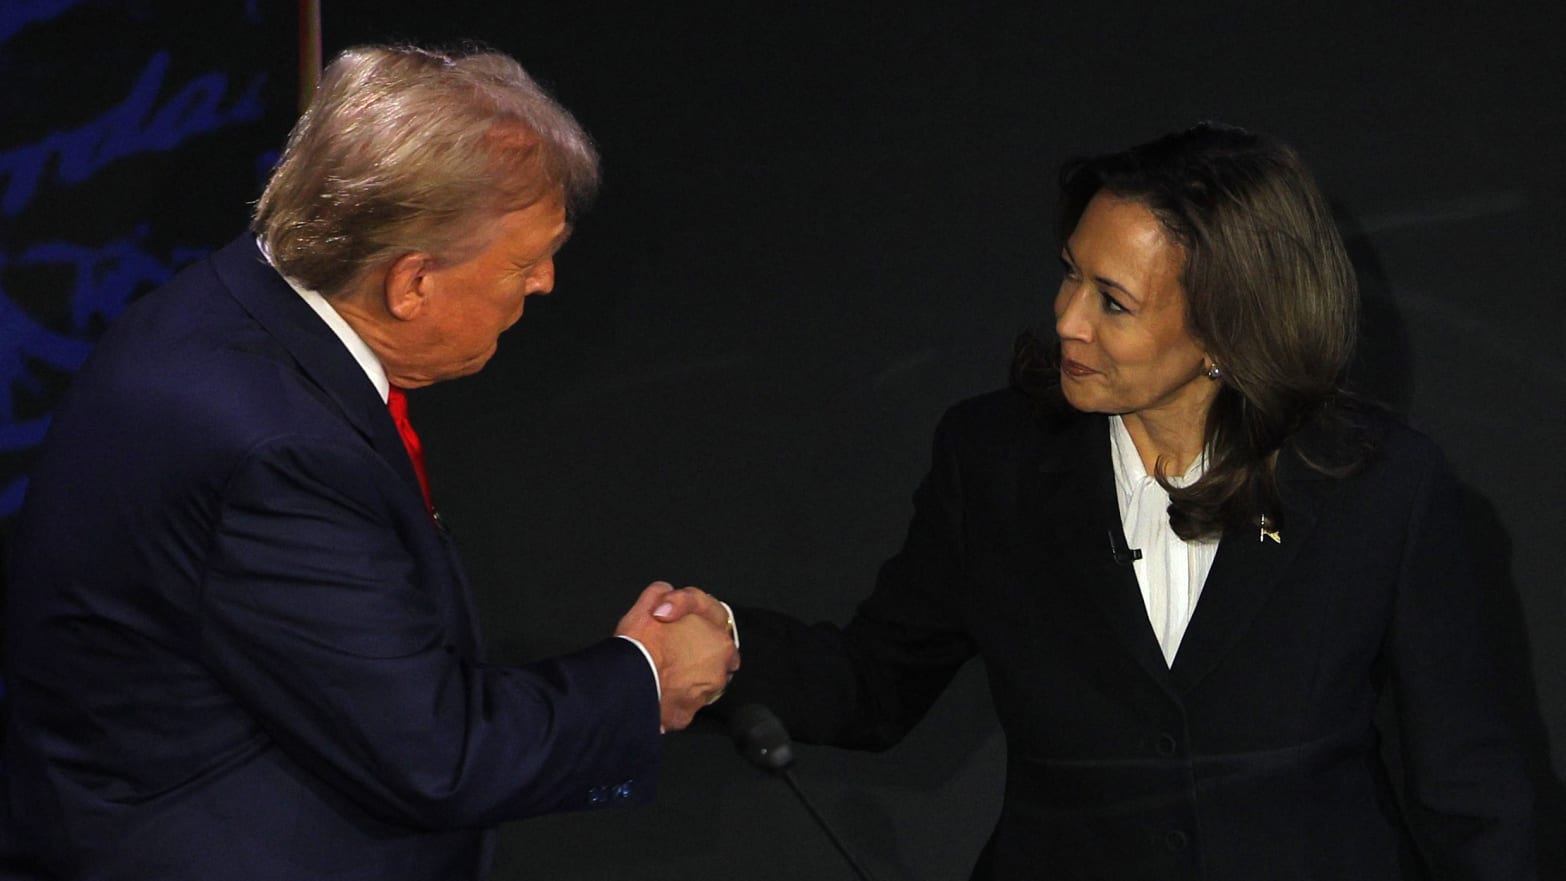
left=1259, top=514, right=1281, bottom=544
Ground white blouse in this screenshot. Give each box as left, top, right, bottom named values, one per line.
left=1108, top=415, right=1220, bottom=667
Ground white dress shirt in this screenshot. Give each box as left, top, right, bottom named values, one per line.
left=1109, top=414, right=1220, bottom=667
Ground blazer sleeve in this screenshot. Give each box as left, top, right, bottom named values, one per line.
left=196, top=433, right=663, bottom=830
left=723, top=406, right=978, bottom=749
left=1383, top=440, right=1537, bottom=879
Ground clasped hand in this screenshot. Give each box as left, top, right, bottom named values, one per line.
left=615, top=582, right=739, bottom=732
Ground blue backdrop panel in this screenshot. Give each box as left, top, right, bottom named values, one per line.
left=0, top=0, right=296, bottom=518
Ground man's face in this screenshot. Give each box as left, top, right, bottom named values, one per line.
left=399, top=192, right=570, bottom=384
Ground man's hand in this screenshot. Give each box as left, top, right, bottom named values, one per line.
left=648, top=585, right=733, bottom=633
left=616, top=582, right=740, bottom=731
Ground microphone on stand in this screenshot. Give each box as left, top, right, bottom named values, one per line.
left=729, top=704, right=879, bottom=881
left=730, top=702, right=794, bottom=769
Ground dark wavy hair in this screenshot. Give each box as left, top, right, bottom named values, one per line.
left=1013, top=122, right=1363, bottom=540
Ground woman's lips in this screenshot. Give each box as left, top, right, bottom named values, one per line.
left=1061, top=359, right=1096, bottom=378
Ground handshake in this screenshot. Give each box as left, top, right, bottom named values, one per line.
left=615, top=582, right=741, bottom=731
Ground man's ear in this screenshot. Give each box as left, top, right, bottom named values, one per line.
left=383, top=252, right=434, bottom=322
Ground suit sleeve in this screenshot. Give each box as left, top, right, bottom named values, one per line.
left=722, top=408, right=978, bottom=749
left=196, top=434, right=662, bottom=830
left=1384, top=442, right=1537, bottom=879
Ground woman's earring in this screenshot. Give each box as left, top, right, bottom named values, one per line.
left=1204, top=361, right=1224, bottom=380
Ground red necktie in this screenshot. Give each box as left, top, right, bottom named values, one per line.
left=386, top=386, right=434, bottom=514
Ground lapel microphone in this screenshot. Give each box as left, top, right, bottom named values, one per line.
left=730, top=704, right=879, bottom=881
left=1107, top=529, right=1143, bottom=565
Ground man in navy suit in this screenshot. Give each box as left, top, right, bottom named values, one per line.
left=1, top=44, right=738, bottom=880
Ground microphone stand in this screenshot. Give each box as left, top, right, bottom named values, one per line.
left=780, top=767, right=880, bottom=881
left=731, top=704, right=880, bottom=881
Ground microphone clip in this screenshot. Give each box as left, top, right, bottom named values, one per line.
left=1107, top=529, right=1143, bottom=565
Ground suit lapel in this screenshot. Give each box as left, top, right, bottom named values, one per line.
left=1169, top=453, right=1332, bottom=693
left=1022, top=412, right=1176, bottom=692
left=207, top=236, right=426, bottom=504
left=208, top=236, right=485, bottom=652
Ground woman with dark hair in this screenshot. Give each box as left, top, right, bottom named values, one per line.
left=685, top=122, right=1536, bottom=879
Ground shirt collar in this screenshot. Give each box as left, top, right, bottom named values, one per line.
left=1109, top=414, right=1207, bottom=499
left=257, top=237, right=390, bottom=403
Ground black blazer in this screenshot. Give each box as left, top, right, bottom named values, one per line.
left=3, top=237, right=662, bottom=880
left=728, top=388, right=1534, bottom=880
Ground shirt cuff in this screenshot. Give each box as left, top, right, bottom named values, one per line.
left=719, top=601, right=740, bottom=650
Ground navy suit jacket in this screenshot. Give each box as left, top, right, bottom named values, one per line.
left=2, top=236, right=662, bottom=880
left=727, top=388, right=1535, bottom=880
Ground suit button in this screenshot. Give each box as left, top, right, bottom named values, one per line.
left=1164, top=830, right=1188, bottom=852
left=1155, top=733, right=1177, bottom=756
left=587, top=786, right=607, bottom=806
left=613, top=781, right=634, bottom=800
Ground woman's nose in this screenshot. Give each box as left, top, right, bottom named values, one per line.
left=1054, top=284, right=1091, bottom=342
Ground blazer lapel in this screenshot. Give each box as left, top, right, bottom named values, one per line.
left=207, top=236, right=425, bottom=503
left=1169, top=452, right=1332, bottom=693
left=1022, top=412, right=1176, bottom=692
left=208, top=237, right=484, bottom=653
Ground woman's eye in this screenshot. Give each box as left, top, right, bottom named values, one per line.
left=1099, top=291, right=1127, bottom=314
left=1059, top=257, right=1079, bottom=279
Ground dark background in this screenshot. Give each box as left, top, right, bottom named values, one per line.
left=3, top=2, right=1562, bottom=878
